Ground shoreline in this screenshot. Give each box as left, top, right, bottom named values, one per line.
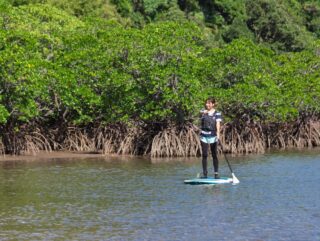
left=0, top=150, right=136, bottom=162
left=0, top=150, right=196, bottom=163
left=1, top=147, right=319, bottom=163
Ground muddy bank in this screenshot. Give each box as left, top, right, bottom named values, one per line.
left=0, top=151, right=136, bottom=162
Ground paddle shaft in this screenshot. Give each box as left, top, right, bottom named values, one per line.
left=219, top=142, right=234, bottom=173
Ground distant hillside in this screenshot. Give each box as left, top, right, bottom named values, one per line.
left=4, top=0, right=320, bottom=51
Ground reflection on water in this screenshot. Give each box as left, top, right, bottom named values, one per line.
left=0, top=149, right=320, bottom=241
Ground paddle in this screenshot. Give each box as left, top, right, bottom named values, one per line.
left=219, top=141, right=240, bottom=184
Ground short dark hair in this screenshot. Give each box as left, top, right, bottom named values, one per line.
left=206, top=97, right=216, bottom=104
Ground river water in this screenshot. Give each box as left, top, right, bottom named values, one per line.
left=0, top=149, right=319, bottom=241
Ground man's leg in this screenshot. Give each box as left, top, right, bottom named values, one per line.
left=201, top=141, right=208, bottom=178
left=210, top=142, right=219, bottom=178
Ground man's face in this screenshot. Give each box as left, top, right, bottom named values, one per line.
left=205, top=101, right=214, bottom=110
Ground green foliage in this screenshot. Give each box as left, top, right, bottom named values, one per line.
left=0, top=1, right=320, bottom=136
left=246, top=0, right=314, bottom=51
left=1, top=7, right=46, bottom=125
left=154, top=3, right=187, bottom=22
left=196, top=38, right=320, bottom=122
left=94, top=21, right=205, bottom=123
left=273, top=40, right=320, bottom=115
left=222, top=17, right=254, bottom=43
left=0, top=104, right=9, bottom=124
left=198, top=39, right=276, bottom=121
left=3, top=0, right=319, bottom=52
left=177, top=0, right=200, bottom=14
left=111, top=0, right=132, bottom=17
left=0, top=4, right=84, bottom=127
left=144, top=0, right=170, bottom=16
left=302, top=1, right=320, bottom=37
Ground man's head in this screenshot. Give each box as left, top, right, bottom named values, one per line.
left=205, top=97, right=216, bottom=110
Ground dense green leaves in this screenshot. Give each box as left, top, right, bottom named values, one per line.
left=245, top=0, right=314, bottom=51
left=3, top=0, right=320, bottom=51
left=0, top=2, right=319, bottom=136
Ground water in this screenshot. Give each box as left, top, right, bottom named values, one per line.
left=0, top=150, right=320, bottom=241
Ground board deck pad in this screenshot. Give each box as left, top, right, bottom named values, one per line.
left=184, top=177, right=233, bottom=185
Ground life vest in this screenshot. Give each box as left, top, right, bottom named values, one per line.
left=201, top=112, right=217, bottom=137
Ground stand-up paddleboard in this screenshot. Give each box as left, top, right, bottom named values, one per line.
left=184, top=177, right=233, bottom=185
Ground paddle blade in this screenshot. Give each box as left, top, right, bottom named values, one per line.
left=232, top=173, right=240, bottom=184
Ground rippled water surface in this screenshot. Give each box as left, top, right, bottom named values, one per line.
left=0, top=149, right=320, bottom=241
